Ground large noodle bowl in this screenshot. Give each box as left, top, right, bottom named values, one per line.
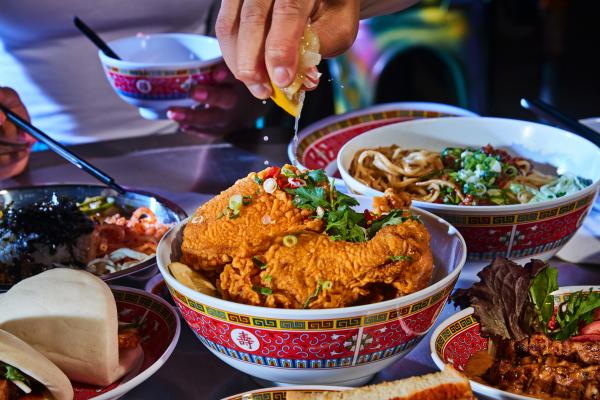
left=349, top=144, right=591, bottom=206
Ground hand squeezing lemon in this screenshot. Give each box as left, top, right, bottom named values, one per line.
left=270, top=25, right=321, bottom=117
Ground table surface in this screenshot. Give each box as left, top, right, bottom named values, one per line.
left=2, top=130, right=599, bottom=400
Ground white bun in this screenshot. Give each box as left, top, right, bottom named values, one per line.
left=0, top=329, right=73, bottom=400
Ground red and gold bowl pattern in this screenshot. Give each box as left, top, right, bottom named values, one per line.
left=157, top=204, right=467, bottom=386
left=430, top=286, right=600, bottom=400
left=434, top=193, right=595, bottom=262
left=74, top=287, right=180, bottom=400
left=288, top=103, right=477, bottom=177
left=103, top=65, right=217, bottom=101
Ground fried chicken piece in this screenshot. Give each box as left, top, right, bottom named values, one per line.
left=219, top=219, right=432, bottom=309
left=373, top=188, right=413, bottom=214
left=181, top=170, right=323, bottom=272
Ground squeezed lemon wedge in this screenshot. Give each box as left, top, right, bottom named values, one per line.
left=270, top=25, right=321, bottom=117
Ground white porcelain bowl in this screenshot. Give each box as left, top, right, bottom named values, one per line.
left=157, top=196, right=466, bottom=386
left=99, top=33, right=222, bottom=119
left=430, top=286, right=600, bottom=400
left=338, top=117, right=600, bottom=266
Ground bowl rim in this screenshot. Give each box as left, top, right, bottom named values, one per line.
left=157, top=204, right=467, bottom=318
left=429, top=285, right=600, bottom=400
left=0, top=183, right=188, bottom=289
left=288, top=102, right=478, bottom=169
left=222, top=385, right=350, bottom=399
left=99, top=33, right=223, bottom=69
left=91, top=285, right=181, bottom=400
left=337, top=116, right=600, bottom=213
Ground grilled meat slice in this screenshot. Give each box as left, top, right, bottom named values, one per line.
left=497, top=333, right=600, bottom=365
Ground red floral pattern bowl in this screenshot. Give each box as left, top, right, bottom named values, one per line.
left=288, top=102, right=477, bottom=180
left=429, top=286, right=600, bottom=400
left=99, top=33, right=222, bottom=120
left=156, top=196, right=467, bottom=386
left=73, top=286, right=180, bottom=400
left=338, top=117, right=600, bottom=267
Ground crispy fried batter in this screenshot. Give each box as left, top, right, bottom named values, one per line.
left=220, top=219, right=432, bottom=309
left=181, top=172, right=323, bottom=271
left=181, top=168, right=433, bottom=309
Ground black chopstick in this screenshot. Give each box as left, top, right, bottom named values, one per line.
left=0, top=104, right=126, bottom=194
left=73, top=16, right=121, bottom=60
left=520, top=98, right=600, bottom=147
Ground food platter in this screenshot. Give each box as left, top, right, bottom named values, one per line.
left=0, top=184, right=187, bottom=291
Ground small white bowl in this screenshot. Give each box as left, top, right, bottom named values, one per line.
left=99, top=33, right=222, bottom=120
left=337, top=117, right=600, bottom=266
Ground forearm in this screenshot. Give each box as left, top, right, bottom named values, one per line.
left=359, top=0, right=420, bottom=19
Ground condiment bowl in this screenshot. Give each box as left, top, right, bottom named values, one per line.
left=98, top=33, right=222, bottom=120
left=156, top=195, right=466, bottom=387
left=430, top=286, right=600, bottom=400
left=288, top=102, right=477, bottom=180
left=337, top=117, right=600, bottom=266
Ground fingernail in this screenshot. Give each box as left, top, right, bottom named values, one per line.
left=193, top=89, right=208, bottom=101
left=273, top=67, right=291, bottom=87
left=215, top=69, right=228, bottom=82
left=167, top=110, right=185, bottom=121
left=248, top=83, right=273, bottom=99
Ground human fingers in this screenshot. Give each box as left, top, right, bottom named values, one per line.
left=0, top=87, right=30, bottom=140
left=265, top=0, right=316, bottom=87
left=215, top=0, right=243, bottom=79
left=310, top=0, right=360, bottom=58
left=235, top=0, right=274, bottom=99
left=189, top=84, right=238, bottom=110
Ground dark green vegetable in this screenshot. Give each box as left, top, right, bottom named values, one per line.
left=529, top=266, right=559, bottom=334
left=552, top=289, right=600, bottom=340
left=1, top=363, right=31, bottom=386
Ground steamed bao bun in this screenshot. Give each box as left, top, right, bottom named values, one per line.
left=0, top=269, right=143, bottom=386
left=0, top=329, right=73, bottom=400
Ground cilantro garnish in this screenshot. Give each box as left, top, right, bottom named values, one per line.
left=306, top=169, right=327, bottom=185
left=285, top=169, right=411, bottom=242
left=367, top=211, right=408, bottom=238
left=253, top=286, right=273, bottom=296
left=2, top=363, right=31, bottom=386
left=254, top=176, right=263, bottom=185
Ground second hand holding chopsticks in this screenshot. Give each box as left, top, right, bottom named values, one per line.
left=0, top=104, right=126, bottom=194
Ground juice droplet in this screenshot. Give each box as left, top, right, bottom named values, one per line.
left=263, top=136, right=269, bottom=142
left=264, top=160, right=270, bottom=165
left=262, top=100, right=267, bottom=104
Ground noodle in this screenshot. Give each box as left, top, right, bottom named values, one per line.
left=349, top=145, right=590, bottom=206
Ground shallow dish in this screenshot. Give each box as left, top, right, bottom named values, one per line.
left=57, top=285, right=179, bottom=400
left=99, top=33, right=222, bottom=119
left=157, top=195, right=466, bottom=387
left=430, top=286, right=600, bottom=400
left=288, top=102, right=477, bottom=178
left=222, top=385, right=347, bottom=400
left=338, top=117, right=600, bottom=266
left=0, top=184, right=187, bottom=292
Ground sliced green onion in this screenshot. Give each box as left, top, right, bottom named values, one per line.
left=254, top=175, right=263, bottom=185
left=389, top=255, right=413, bottom=262
left=229, top=194, right=243, bottom=212
left=263, top=178, right=278, bottom=194
left=263, top=275, right=272, bottom=283
left=252, top=256, right=267, bottom=269
left=283, top=234, right=298, bottom=247
left=281, top=166, right=296, bottom=177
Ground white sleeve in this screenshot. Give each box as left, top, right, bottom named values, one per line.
left=360, top=0, right=420, bottom=19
